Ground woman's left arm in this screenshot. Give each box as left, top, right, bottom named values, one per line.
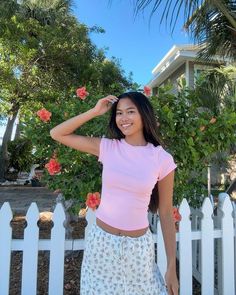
left=158, top=170, right=179, bottom=294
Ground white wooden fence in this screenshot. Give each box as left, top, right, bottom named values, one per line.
left=0, top=193, right=235, bottom=295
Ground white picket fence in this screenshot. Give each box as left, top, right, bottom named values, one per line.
left=0, top=193, right=235, bottom=295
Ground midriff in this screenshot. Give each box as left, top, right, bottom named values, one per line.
left=96, top=217, right=149, bottom=237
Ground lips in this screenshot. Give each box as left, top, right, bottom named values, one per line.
left=121, top=123, right=132, bottom=129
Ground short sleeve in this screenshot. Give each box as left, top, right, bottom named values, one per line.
left=157, top=147, right=177, bottom=181
left=98, top=137, right=112, bottom=163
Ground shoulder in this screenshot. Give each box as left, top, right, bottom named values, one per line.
left=158, top=145, right=174, bottom=160
left=100, top=137, right=120, bottom=147
left=98, top=137, right=121, bottom=163
left=151, top=144, right=176, bottom=165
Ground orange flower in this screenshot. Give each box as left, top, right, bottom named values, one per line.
left=200, top=125, right=206, bottom=131
left=86, top=192, right=101, bottom=210
left=143, top=86, right=151, bottom=96
left=76, top=86, right=89, bottom=100
left=37, top=108, right=52, bottom=122
left=209, top=117, right=217, bottom=124
left=173, top=207, right=181, bottom=222
left=45, top=158, right=61, bottom=175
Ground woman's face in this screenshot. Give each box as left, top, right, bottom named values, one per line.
left=115, top=98, right=143, bottom=137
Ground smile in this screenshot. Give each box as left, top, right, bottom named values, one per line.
left=121, top=124, right=132, bottom=129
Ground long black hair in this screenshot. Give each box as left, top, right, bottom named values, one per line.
left=108, top=91, right=165, bottom=214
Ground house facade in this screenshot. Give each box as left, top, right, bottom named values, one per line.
left=148, top=44, right=225, bottom=95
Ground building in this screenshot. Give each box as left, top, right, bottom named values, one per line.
left=148, top=44, right=226, bottom=95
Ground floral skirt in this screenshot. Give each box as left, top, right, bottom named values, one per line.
left=80, top=223, right=168, bottom=295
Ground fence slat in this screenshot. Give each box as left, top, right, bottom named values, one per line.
left=48, top=203, right=66, bottom=295
left=84, top=207, right=96, bottom=247
left=201, top=197, right=214, bottom=295
left=21, top=203, right=40, bottom=295
left=220, top=195, right=235, bottom=295
left=179, top=198, right=192, bottom=295
left=156, top=218, right=167, bottom=277
left=0, top=202, right=13, bottom=295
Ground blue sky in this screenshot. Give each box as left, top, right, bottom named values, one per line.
left=73, top=0, right=192, bottom=87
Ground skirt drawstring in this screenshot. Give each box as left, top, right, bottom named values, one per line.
left=119, top=236, right=135, bottom=295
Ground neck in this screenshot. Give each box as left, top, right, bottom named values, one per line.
left=124, top=135, right=147, bottom=146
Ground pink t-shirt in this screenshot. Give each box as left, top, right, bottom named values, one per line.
left=95, top=137, right=177, bottom=230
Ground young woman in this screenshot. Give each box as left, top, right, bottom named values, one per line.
left=50, top=92, right=179, bottom=295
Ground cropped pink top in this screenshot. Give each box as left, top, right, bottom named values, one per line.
left=95, top=137, right=177, bottom=230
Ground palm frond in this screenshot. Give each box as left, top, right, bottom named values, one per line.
left=186, top=1, right=236, bottom=61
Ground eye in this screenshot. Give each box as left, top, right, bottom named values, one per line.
left=116, top=112, right=122, bottom=115
left=128, top=110, right=135, bottom=114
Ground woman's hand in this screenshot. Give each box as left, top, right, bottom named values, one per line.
left=165, top=267, right=179, bottom=295
left=92, top=95, right=119, bottom=116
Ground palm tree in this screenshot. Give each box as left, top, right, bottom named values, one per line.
left=118, top=0, right=236, bottom=61
left=193, top=65, right=236, bottom=115
left=0, top=0, right=73, bottom=25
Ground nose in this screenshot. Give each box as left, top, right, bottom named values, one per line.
left=119, top=113, right=130, bottom=122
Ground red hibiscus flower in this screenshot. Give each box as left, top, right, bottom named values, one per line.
left=76, top=86, right=89, bottom=100
left=173, top=207, right=182, bottom=222
left=86, top=192, right=101, bottom=210
left=37, top=108, right=52, bottom=122
left=45, top=158, right=61, bottom=175
left=144, top=86, right=151, bottom=96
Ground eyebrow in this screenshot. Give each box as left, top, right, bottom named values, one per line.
left=116, top=107, right=136, bottom=111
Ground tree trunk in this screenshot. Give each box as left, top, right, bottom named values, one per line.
left=0, top=106, right=19, bottom=182
left=14, top=111, right=21, bottom=139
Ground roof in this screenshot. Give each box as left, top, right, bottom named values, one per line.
left=147, top=44, right=225, bottom=88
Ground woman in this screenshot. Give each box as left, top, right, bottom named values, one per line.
left=50, top=92, right=179, bottom=295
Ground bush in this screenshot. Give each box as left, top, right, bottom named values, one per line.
left=8, top=137, right=34, bottom=173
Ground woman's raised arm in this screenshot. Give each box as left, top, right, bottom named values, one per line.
left=50, top=95, right=118, bottom=156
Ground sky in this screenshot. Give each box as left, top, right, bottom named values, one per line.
left=73, top=0, right=192, bottom=87
left=0, top=0, right=192, bottom=138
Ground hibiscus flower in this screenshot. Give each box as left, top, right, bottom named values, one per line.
left=86, top=192, right=101, bottom=210
left=45, top=158, right=61, bottom=175
left=37, top=108, right=52, bottom=122
left=76, top=86, right=89, bottom=100
left=144, top=86, right=151, bottom=96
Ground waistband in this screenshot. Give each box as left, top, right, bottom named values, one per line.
left=92, top=222, right=152, bottom=241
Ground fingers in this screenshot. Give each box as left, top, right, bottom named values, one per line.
left=104, top=95, right=119, bottom=105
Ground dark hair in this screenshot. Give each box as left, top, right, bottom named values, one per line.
left=108, top=91, right=164, bottom=214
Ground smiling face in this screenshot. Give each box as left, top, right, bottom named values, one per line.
left=115, top=98, right=144, bottom=137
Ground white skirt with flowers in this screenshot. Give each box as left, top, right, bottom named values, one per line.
left=80, top=223, right=168, bottom=295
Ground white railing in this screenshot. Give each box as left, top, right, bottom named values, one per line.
left=0, top=194, right=235, bottom=295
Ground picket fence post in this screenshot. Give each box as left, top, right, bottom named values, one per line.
left=0, top=202, right=12, bottom=295
left=201, top=197, right=214, bottom=295
left=21, top=202, right=40, bottom=295
left=48, top=203, right=66, bottom=295
left=219, top=194, right=235, bottom=294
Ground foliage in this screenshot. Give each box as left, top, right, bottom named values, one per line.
left=193, top=65, right=236, bottom=114
left=185, top=1, right=236, bottom=61
left=8, top=137, right=34, bottom=172
left=150, top=80, right=236, bottom=207
left=23, top=92, right=110, bottom=214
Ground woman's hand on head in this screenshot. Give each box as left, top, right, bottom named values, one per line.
left=92, top=95, right=119, bottom=116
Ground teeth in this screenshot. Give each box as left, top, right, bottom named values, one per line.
left=122, top=124, right=131, bottom=128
